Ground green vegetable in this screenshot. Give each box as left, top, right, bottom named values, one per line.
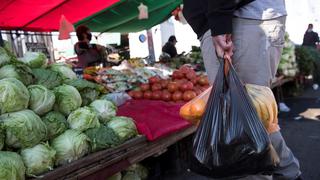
left=0, top=47, right=11, bottom=67
left=53, top=85, right=82, bottom=116
left=90, top=100, right=117, bottom=123
left=42, top=111, right=68, bottom=140
left=64, top=79, right=105, bottom=106
left=19, top=52, right=47, bottom=68
left=0, top=78, right=30, bottom=114
left=0, top=110, right=47, bottom=149
left=0, top=64, right=34, bottom=85
left=67, top=107, right=100, bottom=132
left=126, top=164, right=148, bottom=180
left=32, top=68, right=63, bottom=89
left=0, top=151, right=26, bottom=180
left=106, top=116, right=138, bottom=142
left=0, top=124, right=4, bottom=150
left=51, top=129, right=89, bottom=166
left=28, top=85, right=55, bottom=115
left=21, top=143, right=56, bottom=177
left=107, top=172, right=122, bottom=180
left=50, top=63, right=77, bottom=80
left=84, top=126, right=120, bottom=152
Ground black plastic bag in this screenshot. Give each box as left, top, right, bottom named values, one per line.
left=190, top=58, right=280, bottom=178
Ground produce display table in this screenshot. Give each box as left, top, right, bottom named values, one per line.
left=32, top=126, right=197, bottom=180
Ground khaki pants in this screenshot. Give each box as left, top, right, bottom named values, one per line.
left=199, top=16, right=301, bottom=180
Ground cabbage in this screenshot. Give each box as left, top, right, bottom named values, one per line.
left=0, top=124, right=4, bottom=150
left=0, top=151, right=26, bottom=180
left=106, top=116, right=138, bottom=142
left=0, top=110, right=47, bottom=149
left=51, top=129, right=89, bottom=166
left=54, top=85, right=82, bottom=116
left=126, top=164, right=148, bottom=180
left=32, top=68, right=63, bottom=89
left=0, top=47, right=11, bottom=67
left=90, top=100, right=117, bottom=123
left=84, top=126, right=120, bottom=152
left=19, top=52, right=47, bottom=68
left=21, top=143, right=56, bottom=177
left=28, top=85, right=55, bottom=115
left=42, top=111, right=68, bottom=140
left=107, top=172, right=122, bottom=180
left=67, top=107, right=100, bottom=132
left=64, top=79, right=105, bottom=106
left=0, top=78, right=30, bottom=114
left=0, top=64, right=34, bottom=85
left=50, top=63, right=77, bottom=80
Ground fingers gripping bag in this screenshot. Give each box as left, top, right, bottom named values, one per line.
left=190, top=58, right=280, bottom=178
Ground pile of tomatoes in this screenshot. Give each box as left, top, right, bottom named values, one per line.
left=128, top=66, right=210, bottom=103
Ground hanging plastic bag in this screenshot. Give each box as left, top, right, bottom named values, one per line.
left=58, top=15, right=75, bottom=40
left=190, top=57, right=280, bottom=178
left=138, top=3, right=148, bottom=20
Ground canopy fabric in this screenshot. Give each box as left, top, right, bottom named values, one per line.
left=0, top=0, right=120, bottom=31
left=76, top=0, right=182, bottom=33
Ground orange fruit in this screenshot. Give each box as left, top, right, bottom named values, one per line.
left=180, top=104, right=192, bottom=120
left=190, top=99, right=206, bottom=118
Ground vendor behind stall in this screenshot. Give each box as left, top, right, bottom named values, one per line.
left=74, top=25, right=107, bottom=68
left=162, top=36, right=178, bottom=58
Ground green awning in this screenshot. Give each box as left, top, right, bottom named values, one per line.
left=75, top=0, right=182, bottom=33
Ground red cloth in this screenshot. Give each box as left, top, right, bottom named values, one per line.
left=0, top=0, right=119, bottom=31
left=117, top=100, right=191, bottom=141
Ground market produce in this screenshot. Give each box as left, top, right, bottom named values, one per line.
left=50, top=63, right=77, bottom=80
left=129, top=66, right=209, bottom=102
left=42, top=111, right=68, bottom=140
left=0, top=78, right=30, bottom=114
left=64, top=79, right=105, bottom=106
left=20, top=143, right=56, bottom=177
left=67, top=107, right=100, bottom=132
left=51, top=129, right=89, bottom=166
left=125, top=164, right=148, bottom=180
left=32, top=68, right=63, bottom=89
left=0, top=124, right=4, bottom=150
left=278, top=33, right=298, bottom=77
left=28, top=85, right=55, bottom=115
left=0, top=109, right=47, bottom=149
left=53, top=85, right=82, bottom=116
left=84, top=126, right=120, bottom=152
left=0, top=47, right=11, bottom=67
left=0, top=64, right=34, bottom=85
left=19, top=52, right=47, bottom=68
left=106, top=116, right=138, bottom=142
left=0, top=151, right=26, bottom=180
left=89, top=100, right=117, bottom=123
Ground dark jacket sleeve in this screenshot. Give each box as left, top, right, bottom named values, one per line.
left=207, top=0, right=254, bottom=36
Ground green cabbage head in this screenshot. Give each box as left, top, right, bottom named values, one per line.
left=0, top=124, right=4, bottom=150
left=90, top=99, right=117, bottom=123
left=0, top=64, right=34, bottom=85
left=67, top=107, right=100, bottom=132
left=85, top=126, right=120, bottom=152
left=54, top=85, right=82, bottom=116
left=106, top=116, right=138, bottom=142
left=0, top=78, right=30, bottom=114
left=0, top=110, right=47, bottom=149
left=42, top=111, right=68, bottom=140
left=21, top=143, right=56, bottom=177
left=28, top=85, right=55, bottom=115
left=50, top=63, right=77, bottom=80
left=51, top=129, right=89, bottom=166
left=20, top=52, right=47, bottom=68
left=0, top=151, right=26, bottom=180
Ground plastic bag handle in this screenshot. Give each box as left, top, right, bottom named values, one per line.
left=223, top=54, right=232, bottom=76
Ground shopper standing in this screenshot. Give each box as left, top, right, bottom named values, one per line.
left=302, top=24, right=320, bottom=48
left=183, top=0, right=302, bottom=179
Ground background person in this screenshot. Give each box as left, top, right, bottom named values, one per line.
left=302, top=24, right=320, bottom=48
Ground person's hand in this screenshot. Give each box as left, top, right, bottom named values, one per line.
left=212, top=34, right=233, bottom=58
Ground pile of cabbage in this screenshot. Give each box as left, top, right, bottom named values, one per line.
left=0, top=46, right=138, bottom=179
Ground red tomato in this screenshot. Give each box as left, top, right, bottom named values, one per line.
left=185, top=81, right=194, bottom=91
left=194, top=89, right=202, bottom=96
left=198, top=76, right=209, bottom=86
left=128, top=91, right=135, bottom=97
left=152, top=91, right=162, bottom=100
left=179, top=65, right=191, bottom=74
left=172, top=70, right=184, bottom=79
left=183, top=91, right=197, bottom=101
left=160, top=79, right=169, bottom=89
left=133, top=91, right=143, bottom=99
left=149, top=76, right=160, bottom=84
left=143, top=91, right=152, bottom=99
left=180, top=83, right=188, bottom=92
left=161, top=91, right=172, bottom=101
left=167, top=82, right=179, bottom=93
left=172, top=91, right=183, bottom=101
left=190, top=78, right=198, bottom=85
left=151, top=83, right=162, bottom=91
left=140, top=83, right=150, bottom=92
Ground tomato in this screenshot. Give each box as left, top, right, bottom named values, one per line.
left=172, top=91, right=183, bottom=101
left=179, top=65, right=191, bottom=74
left=190, top=99, right=206, bottom=117
left=183, top=91, right=197, bottom=101
left=161, top=91, right=172, bottom=101
left=128, top=91, right=135, bottom=97
left=190, top=78, right=198, bottom=85
left=143, top=91, right=152, bottom=99
left=186, top=71, right=197, bottom=80
left=167, top=82, right=179, bottom=93
left=83, top=74, right=94, bottom=80
left=133, top=91, right=143, bottom=99
left=172, top=70, right=184, bottom=79
left=149, top=76, right=160, bottom=84
left=179, top=83, right=188, bottom=92
left=152, top=91, right=162, bottom=100
left=160, top=79, right=169, bottom=89
left=185, top=81, right=194, bottom=91
left=198, top=76, right=209, bottom=86
left=151, top=83, right=162, bottom=91
left=140, top=83, right=150, bottom=92
left=194, top=88, right=202, bottom=96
